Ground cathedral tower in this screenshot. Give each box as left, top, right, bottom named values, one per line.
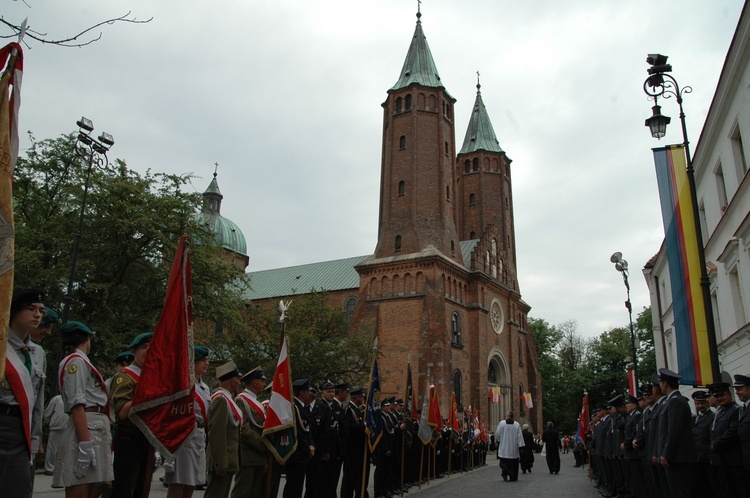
left=373, top=10, right=462, bottom=265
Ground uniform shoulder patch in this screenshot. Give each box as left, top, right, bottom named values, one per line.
left=116, top=376, right=123, bottom=385
left=67, top=364, right=78, bottom=374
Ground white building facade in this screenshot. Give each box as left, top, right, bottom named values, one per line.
left=644, top=4, right=750, bottom=384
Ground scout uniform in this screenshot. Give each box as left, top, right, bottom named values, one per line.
left=205, top=361, right=243, bottom=498
left=110, top=332, right=154, bottom=498
left=52, top=321, right=112, bottom=488
left=164, top=345, right=211, bottom=488
left=231, top=367, right=269, bottom=498
left=0, top=290, right=46, bottom=497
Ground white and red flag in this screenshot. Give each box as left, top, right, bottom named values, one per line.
left=130, top=235, right=195, bottom=456
left=262, top=301, right=297, bottom=464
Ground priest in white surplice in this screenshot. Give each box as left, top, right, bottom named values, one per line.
left=495, top=411, right=525, bottom=482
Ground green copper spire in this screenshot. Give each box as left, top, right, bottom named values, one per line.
left=391, top=10, right=444, bottom=91
left=459, top=81, right=503, bottom=154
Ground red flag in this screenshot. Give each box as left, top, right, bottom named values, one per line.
left=130, top=235, right=194, bottom=456
left=428, top=385, right=443, bottom=430
left=449, top=392, right=460, bottom=434
left=628, top=369, right=637, bottom=397
left=262, top=328, right=298, bottom=464
left=480, top=417, right=488, bottom=442
left=576, top=392, right=589, bottom=444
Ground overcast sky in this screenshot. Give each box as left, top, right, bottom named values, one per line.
left=4, top=0, right=744, bottom=337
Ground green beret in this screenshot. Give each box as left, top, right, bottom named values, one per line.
left=114, top=351, right=134, bottom=364
left=40, top=307, right=60, bottom=326
left=128, top=332, right=153, bottom=350
left=194, top=345, right=210, bottom=361
left=61, top=321, right=94, bottom=336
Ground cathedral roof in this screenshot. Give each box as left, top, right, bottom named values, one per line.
left=391, top=11, right=445, bottom=91
left=459, top=83, right=504, bottom=154
left=197, top=172, right=247, bottom=256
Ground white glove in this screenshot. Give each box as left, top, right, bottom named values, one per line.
left=30, top=453, right=36, bottom=465
left=74, top=441, right=96, bottom=479
left=154, top=451, right=163, bottom=468
left=163, top=457, right=176, bottom=473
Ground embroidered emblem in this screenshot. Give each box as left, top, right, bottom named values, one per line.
left=0, top=379, right=9, bottom=391
left=68, top=364, right=78, bottom=374
left=116, top=376, right=123, bottom=385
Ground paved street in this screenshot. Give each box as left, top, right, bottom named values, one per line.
left=32, top=451, right=598, bottom=497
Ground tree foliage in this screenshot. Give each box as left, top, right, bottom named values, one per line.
left=13, top=132, right=249, bottom=371
left=200, top=291, right=373, bottom=388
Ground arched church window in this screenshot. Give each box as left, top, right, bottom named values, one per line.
left=451, top=312, right=461, bottom=345
left=398, top=181, right=405, bottom=196
left=405, top=94, right=412, bottom=110
left=446, top=185, right=450, bottom=200
left=473, top=158, right=479, bottom=172
left=345, top=296, right=358, bottom=323
left=451, top=240, right=455, bottom=255
left=444, top=141, right=449, bottom=155
left=395, top=235, right=402, bottom=252
left=464, top=159, right=470, bottom=174
left=453, top=370, right=462, bottom=406
left=518, top=337, right=524, bottom=366
left=491, top=239, right=498, bottom=278
left=488, top=363, right=497, bottom=384
left=469, top=193, right=476, bottom=206
left=470, top=231, right=476, bottom=239
left=399, top=135, right=406, bottom=150
left=396, top=97, right=403, bottom=113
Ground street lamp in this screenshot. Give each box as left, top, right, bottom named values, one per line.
left=642, top=54, right=721, bottom=383
left=61, top=117, right=114, bottom=325
left=610, top=252, right=639, bottom=389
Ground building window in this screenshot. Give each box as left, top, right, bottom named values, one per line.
left=518, top=337, right=524, bottom=366
left=451, top=312, right=461, bottom=345
left=345, top=296, right=358, bottom=323
left=491, top=239, right=498, bottom=278
left=453, top=370, right=462, bottom=406
left=446, top=185, right=451, bottom=200
left=395, top=235, right=402, bottom=252
left=715, top=162, right=728, bottom=211
left=398, top=181, right=405, bottom=196
left=451, top=240, right=455, bottom=255
left=470, top=231, right=476, bottom=239
left=730, top=124, right=747, bottom=178
left=399, top=135, right=406, bottom=150
left=469, top=193, right=476, bottom=206
left=472, top=158, right=479, bottom=172
left=405, top=94, right=412, bottom=110
left=445, top=141, right=449, bottom=155
left=396, top=97, right=402, bottom=113
left=464, top=159, right=470, bottom=174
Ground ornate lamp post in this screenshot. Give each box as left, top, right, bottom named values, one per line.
left=610, top=252, right=639, bottom=388
left=61, top=117, right=114, bottom=324
left=642, top=54, right=721, bottom=383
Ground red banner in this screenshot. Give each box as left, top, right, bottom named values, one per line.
left=130, top=235, right=194, bottom=456
left=428, top=385, right=443, bottom=430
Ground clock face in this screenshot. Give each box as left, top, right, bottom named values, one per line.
left=490, top=299, right=504, bottom=334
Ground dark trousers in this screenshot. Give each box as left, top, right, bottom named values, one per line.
left=318, top=458, right=338, bottom=498
left=205, top=471, right=235, bottom=498
left=0, top=414, right=31, bottom=498
left=499, top=457, right=519, bottom=481
left=373, top=454, right=392, bottom=496
left=283, top=462, right=307, bottom=498
left=341, top=448, right=369, bottom=498
left=665, top=462, right=694, bottom=498
left=111, top=428, right=154, bottom=498
left=627, top=458, right=646, bottom=498
left=545, top=449, right=560, bottom=473
left=304, top=458, right=321, bottom=498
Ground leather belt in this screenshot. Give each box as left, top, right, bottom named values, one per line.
left=0, top=403, right=21, bottom=417
left=84, top=406, right=107, bottom=413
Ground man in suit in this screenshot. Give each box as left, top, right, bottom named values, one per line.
left=622, top=393, right=645, bottom=498
left=691, top=390, right=714, bottom=498
left=656, top=368, right=697, bottom=498
left=647, top=375, right=669, bottom=498
left=284, top=379, right=315, bottom=498
left=708, top=381, right=742, bottom=495
left=341, top=386, right=368, bottom=498
left=541, top=421, right=561, bottom=474
left=732, top=374, right=750, bottom=472
left=205, top=361, right=243, bottom=498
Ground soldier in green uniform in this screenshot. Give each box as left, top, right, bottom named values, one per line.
left=205, top=361, right=242, bottom=498
left=232, top=367, right=269, bottom=498
left=110, top=332, right=154, bottom=498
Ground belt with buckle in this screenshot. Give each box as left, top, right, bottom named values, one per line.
left=84, top=406, right=107, bottom=414
left=0, top=403, right=21, bottom=417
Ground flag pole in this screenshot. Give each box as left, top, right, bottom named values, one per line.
left=264, top=302, right=289, bottom=498
left=361, top=337, right=378, bottom=498
left=400, top=356, right=410, bottom=497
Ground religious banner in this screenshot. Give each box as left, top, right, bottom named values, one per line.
left=129, top=235, right=195, bottom=456
left=365, top=357, right=383, bottom=452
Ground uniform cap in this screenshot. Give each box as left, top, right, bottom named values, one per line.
left=691, top=390, right=709, bottom=400
left=732, top=374, right=750, bottom=387
left=350, top=386, right=365, bottom=397
left=707, top=382, right=731, bottom=396
left=241, top=367, right=267, bottom=383
left=40, top=307, right=59, bottom=326
left=658, top=368, right=682, bottom=382
left=320, top=380, right=335, bottom=390
left=608, top=394, right=624, bottom=408
left=334, top=381, right=349, bottom=392
left=11, top=289, right=45, bottom=315
left=61, top=321, right=94, bottom=336
left=216, top=361, right=241, bottom=381
left=128, top=332, right=153, bottom=350
left=194, top=345, right=210, bottom=361
left=293, top=378, right=311, bottom=391
left=114, top=351, right=134, bottom=363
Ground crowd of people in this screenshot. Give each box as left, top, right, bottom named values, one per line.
left=586, top=368, right=750, bottom=498
left=2, top=289, right=497, bottom=498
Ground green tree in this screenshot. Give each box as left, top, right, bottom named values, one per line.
left=203, top=290, right=372, bottom=388
left=13, top=132, right=249, bottom=371
left=585, top=327, right=632, bottom=404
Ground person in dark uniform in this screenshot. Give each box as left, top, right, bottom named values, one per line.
left=284, top=379, right=315, bottom=498
left=232, top=367, right=269, bottom=498
left=520, top=423, right=535, bottom=473
left=373, top=398, right=394, bottom=498
left=733, top=374, right=750, bottom=475
left=307, top=381, right=338, bottom=498
left=622, top=393, right=645, bottom=498
left=330, top=382, right=349, bottom=497
left=632, top=383, right=656, bottom=498
left=341, top=386, right=368, bottom=498
left=656, top=368, right=697, bottom=498
left=691, top=390, right=714, bottom=498
left=708, top=381, right=743, bottom=495
left=542, top=421, right=561, bottom=474
left=647, top=375, right=669, bottom=498
left=609, top=395, right=627, bottom=496
left=110, top=332, right=154, bottom=498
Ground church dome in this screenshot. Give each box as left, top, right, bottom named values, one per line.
left=197, top=172, right=247, bottom=256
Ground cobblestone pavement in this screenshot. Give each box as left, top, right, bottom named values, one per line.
left=32, top=451, right=599, bottom=497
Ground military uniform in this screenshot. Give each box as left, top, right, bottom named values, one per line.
left=341, top=387, right=368, bottom=498
left=284, top=379, right=315, bottom=498
left=691, top=390, right=714, bottom=498
left=205, top=362, right=243, bottom=498
left=232, top=368, right=270, bottom=498
left=708, top=382, right=743, bottom=496
left=732, top=374, right=750, bottom=473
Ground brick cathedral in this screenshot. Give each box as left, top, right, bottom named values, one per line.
left=242, top=11, right=541, bottom=431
